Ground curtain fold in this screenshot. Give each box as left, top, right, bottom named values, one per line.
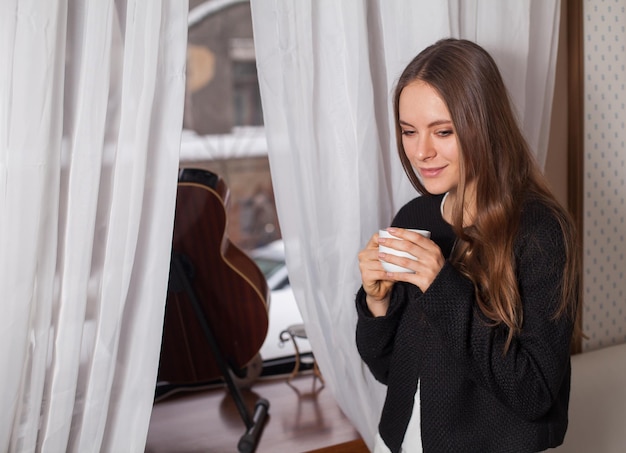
left=0, top=1, right=188, bottom=452
left=251, top=0, right=560, bottom=448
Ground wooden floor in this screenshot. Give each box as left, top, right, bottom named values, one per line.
left=145, top=370, right=369, bottom=453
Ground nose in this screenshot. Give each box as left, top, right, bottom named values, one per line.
left=406, top=135, right=435, bottom=161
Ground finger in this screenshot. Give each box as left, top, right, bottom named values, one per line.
left=359, top=247, right=384, bottom=267
left=378, top=250, right=419, bottom=274
left=379, top=229, right=428, bottom=250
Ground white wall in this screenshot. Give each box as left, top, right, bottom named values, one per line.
left=583, top=0, right=626, bottom=350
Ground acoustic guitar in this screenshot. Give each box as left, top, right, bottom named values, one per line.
left=158, top=168, right=270, bottom=385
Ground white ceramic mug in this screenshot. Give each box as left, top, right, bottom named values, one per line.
left=378, top=228, right=431, bottom=273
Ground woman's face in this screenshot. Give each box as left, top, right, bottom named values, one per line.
left=399, top=80, right=461, bottom=196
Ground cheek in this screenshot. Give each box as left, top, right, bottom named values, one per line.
left=442, top=142, right=461, bottom=166
left=402, top=137, right=422, bottom=161
left=400, top=136, right=410, bottom=153
left=442, top=147, right=462, bottom=181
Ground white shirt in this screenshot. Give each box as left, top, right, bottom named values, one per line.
left=373, top=382, right=422, bottom=453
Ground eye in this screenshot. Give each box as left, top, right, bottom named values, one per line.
left=401, top=129, right=415, bottom=136
left=437, top=129, right=453, bottom=137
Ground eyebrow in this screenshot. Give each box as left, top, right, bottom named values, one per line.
left=399, top=119, right=453, bottom=128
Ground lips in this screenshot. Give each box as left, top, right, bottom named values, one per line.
left=419, top=166, right=445, bottom=178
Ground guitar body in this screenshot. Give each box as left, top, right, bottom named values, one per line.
left=158, top=168, right=270, bottom=385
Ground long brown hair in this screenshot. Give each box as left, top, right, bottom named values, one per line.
left=393, top=38, right=581, bottom=350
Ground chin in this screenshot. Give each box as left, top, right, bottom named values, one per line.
left=421, top=184, right=451, bottom=196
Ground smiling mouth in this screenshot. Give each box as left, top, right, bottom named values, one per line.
left=419, top=167, right=445, bottom=177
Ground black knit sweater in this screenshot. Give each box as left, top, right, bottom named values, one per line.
left=356, top=193, right=574, bottom=453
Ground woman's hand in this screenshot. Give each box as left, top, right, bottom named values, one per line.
left=358, top=232, right=395, bottom=316
left=377, top=227, right=445, bottom=293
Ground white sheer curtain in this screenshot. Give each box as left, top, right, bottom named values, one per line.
left=250, top=0, right=560, bottom=448
left=0, top=1, right=188, bottom=452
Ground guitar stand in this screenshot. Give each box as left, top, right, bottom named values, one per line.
left=169, top=252, right=270, bottom=453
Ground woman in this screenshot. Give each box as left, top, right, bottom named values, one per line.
left=356, top=38, right=581, bottom=453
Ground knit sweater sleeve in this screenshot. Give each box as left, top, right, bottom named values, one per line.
left=355, top=283, right=419, bottom=384
left=421, top=201, right=575, bottom=421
